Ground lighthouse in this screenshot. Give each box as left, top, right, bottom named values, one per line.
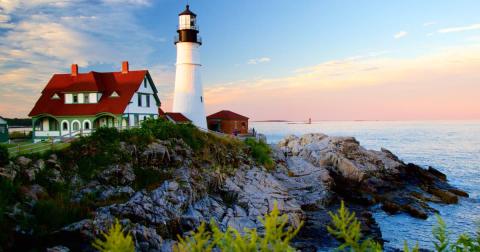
left=172, top=5, right=207, bottom=129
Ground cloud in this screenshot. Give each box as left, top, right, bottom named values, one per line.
left=423, top=21, right=436, bottom=27
left=0, top=0, right=162, bottom=117
left=438, top=23, right=480, bottom=33
left=204, top=46, right=480, bottom=120
left=393, top=31, right=408, bottom=39
left=247, top=57, right=271, bottom=65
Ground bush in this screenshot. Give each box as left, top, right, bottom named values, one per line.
left=68, top=127, right=130, bottom=180
left=327, top=201, right=383, bottom=251
left=133, top=167, right=173, bottom=191
left=244, top=138, right=274, bottom=170
left=31, top=196, right=90, bottom=235
left=140, top=119, right=206, bottom=151
left=0, top=144, right=8, bottom=166
left=92, top=219, right=135, bottom=252
left=174, top=202, right=303, bottom=252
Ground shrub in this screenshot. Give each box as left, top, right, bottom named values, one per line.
left=0, top=144, right=8, bottom=166
left=68, top=127, right=130, bottom=180
left=133, top=167, right=173, bottom=191
left=140, top=119, right=206, bottom=151
left=92, top=219, right=135, bottom=252
left=244, top=138, right=274, bottom=170
left=174, top=202, right=303, bottom=252
left=31, top=194, right=91, bottom=235
left=327, top=201, right=382, bottom=252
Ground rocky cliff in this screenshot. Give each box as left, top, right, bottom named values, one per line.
left=0, top=128, right=468, bottom=251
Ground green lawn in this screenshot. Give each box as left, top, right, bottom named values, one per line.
left=2, top=140, right=34, bottom=148
left=2, top=140, right=70, bottom=157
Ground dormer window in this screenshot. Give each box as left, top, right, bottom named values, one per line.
left=52, top=93, right=60, bottom=100
left=110, top=91, right=119, bottom=98
left=84, top=93, right=90, bottom=103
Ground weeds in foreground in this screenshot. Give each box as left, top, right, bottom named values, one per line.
left=94, top=201, right=480, bottom=252
left=92, top=219, right=134, bottom=252
left=327, top=201, right=383, bottom=251
left=173, top=202, right=302, bottom=252
left=327, top=201, right=480, bottom=252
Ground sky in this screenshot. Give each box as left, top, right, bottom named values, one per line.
left=0, top=0, right=480, bottom=121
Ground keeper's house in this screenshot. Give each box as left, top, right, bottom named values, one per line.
left=28, top=62, right=160, bottom=142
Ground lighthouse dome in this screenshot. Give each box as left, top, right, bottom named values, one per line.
left=179, top=5, right=196, bottom=17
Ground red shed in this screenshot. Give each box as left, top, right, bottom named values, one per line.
left=207, top=110, right=249, bottom=135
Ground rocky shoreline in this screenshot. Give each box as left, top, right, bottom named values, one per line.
left=0, top=133, right=468, bottom=251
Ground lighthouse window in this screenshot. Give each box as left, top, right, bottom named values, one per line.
left=200, top=96, right=203, bottom=103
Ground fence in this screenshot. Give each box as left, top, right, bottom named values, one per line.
left=7, top=140, right=65, bottom=157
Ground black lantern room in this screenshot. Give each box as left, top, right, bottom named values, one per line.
left=175, top=5, right=201, bottom=45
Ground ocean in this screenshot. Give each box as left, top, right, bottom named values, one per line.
left=250, top=120, right=480, bottom=250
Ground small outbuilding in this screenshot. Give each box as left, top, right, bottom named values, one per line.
left=0, top=117, right=8, bottom=143
left=207, top=110, right=249, bottom=135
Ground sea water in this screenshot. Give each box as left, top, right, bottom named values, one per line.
left=250, top=120, right=480, bottom=250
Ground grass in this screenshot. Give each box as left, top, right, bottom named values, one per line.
left=244, top=138, right=275, bottom=169
left=1, top=140, right=33, bottom=148
left=4, top=141, right=70, bottom=157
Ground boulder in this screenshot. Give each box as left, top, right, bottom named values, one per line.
left=46, top=246, right=70, bottom=252
left=275, top=133, right=467, bottom=220
left=21, top=184, right=47, bottom=201
left=97, top=164, right=135, bottom=186
left=16, top=156, right=32, bottom=167
left=223, top=166, right=304, bottom=228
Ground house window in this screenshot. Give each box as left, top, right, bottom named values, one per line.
left=84, top=93, right=90, bottom=103
left=72, top=121, right=80, bottom=131
left=144, top=78, right=147, bottom=88
left=62, top=122, right=68, bottom=131
left=0, top=126, right=5, bottom=134
left=134, top=115, right=139, bottom=126
left=200, top=96, right=203, bottom=103
left=50, top=120, right=58, bottom=131
left=146, top=95, right=150, bottom=107
left=84, top=121, right=91, bottom=130
left=73, top=94, right=78, bottom=103
left=138, top=94, right=142, bottom=107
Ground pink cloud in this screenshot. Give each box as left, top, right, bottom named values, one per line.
left=203, top=46, right=480, bottom=121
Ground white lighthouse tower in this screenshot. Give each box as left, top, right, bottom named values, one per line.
left=173, top=5, right=207, bottom=129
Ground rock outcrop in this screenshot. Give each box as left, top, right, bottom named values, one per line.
left=276, top=134, right=468, bottom=219
left=1, top=133, right=468, bottom=251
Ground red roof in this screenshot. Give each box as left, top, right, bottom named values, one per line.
left=158, top=107, right=166, bottom=116
left=29, top=70, right=157, bottom=117
left=165, top=112, right=191, bottom=123
left=207, top=110, right=249, bottom=120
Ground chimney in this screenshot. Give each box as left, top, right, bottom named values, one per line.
left=71, top=64, right=78, bottom=76
left=122, top=61, right=129, bottom=74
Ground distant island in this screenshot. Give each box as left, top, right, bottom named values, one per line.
left=252, top=120, right=292, bottom=122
